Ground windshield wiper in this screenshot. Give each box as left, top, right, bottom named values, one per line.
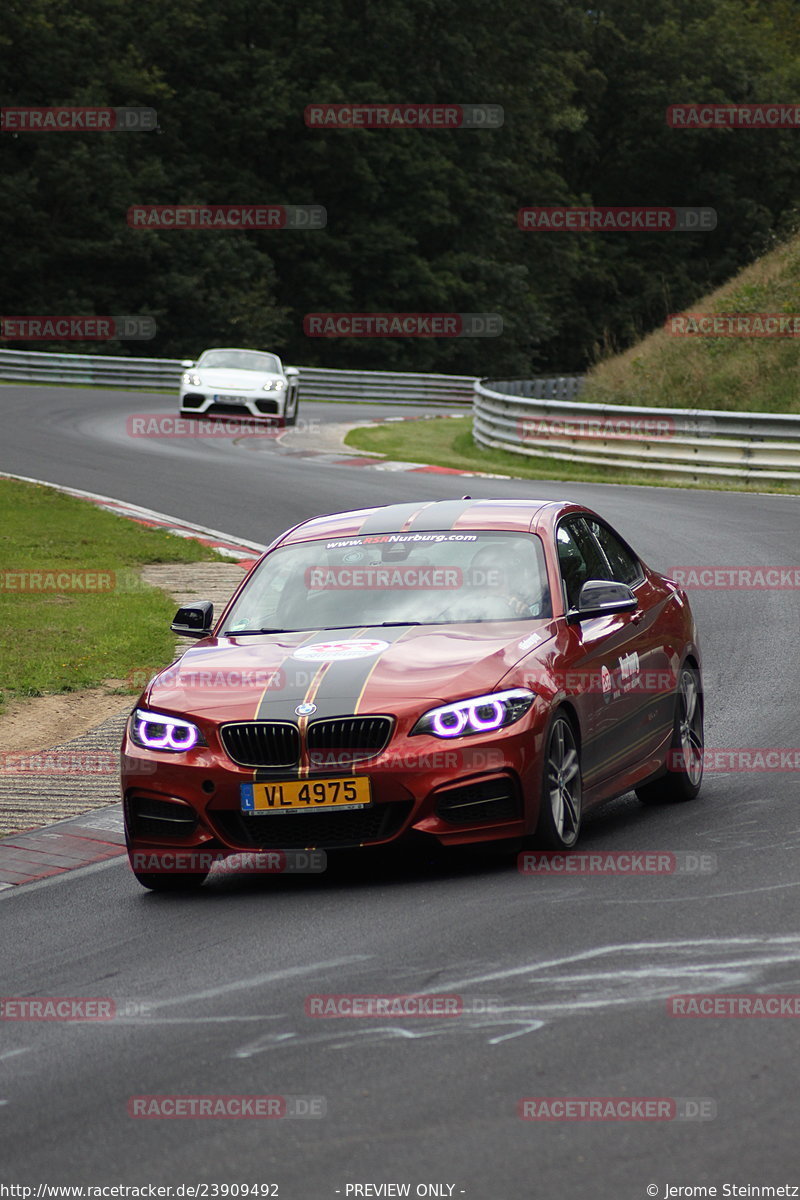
left=376, top=621, right=423, bottom=627
left=222, top=627, right=292, bottom=635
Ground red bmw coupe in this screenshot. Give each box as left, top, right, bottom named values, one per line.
left=121, top=498, right=704, bottom=890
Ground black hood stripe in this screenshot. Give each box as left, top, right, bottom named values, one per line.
left=406, top=498, right=479, bottom=531
left=295, top=625, right=412, bottom=721
left=357, top=504, right=432, bottom=535
left=253, top=626, right=411, bottom=722
left=253, top=629, right=361, bottom=717
left=357, top=499, right=480, bottom=535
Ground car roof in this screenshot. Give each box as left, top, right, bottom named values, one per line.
left=276, top=498, right=589, bottom=545
left=198, top=347, right=278, bottom=355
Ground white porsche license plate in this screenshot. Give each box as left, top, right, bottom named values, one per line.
left=213, top=394, right=248, bottom=405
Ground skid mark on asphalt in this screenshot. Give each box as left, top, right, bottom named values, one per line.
left=596, top=880, right=800, bottom=904
left=133, top=956, right=371, bottom=1014
left=229, top=935, right=800, bottom=1054
left=111, top=1014, right=287, bottom=1025
left=435, top=936, right=800, bottom=1011
left=233, top=1017, right=547, bottom=1057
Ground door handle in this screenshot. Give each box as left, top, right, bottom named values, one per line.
left=632, top=610, right=646, bottom=624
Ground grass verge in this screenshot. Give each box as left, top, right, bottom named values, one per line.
left=582, top=231, right=800, bottom=412
left=344, top=416, right=800, bottom=495
left=0, top=478, right=223, bottom=711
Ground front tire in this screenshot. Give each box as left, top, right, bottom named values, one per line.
left=636, top=664, right=703, bottom=805
left=531, top=711, right=582, bottom=849
left=283, top=387, right=299, bottom=427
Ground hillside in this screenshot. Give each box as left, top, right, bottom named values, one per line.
left=581, top=232, right=800, bottom=412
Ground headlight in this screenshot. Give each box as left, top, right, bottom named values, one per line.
left=183, top=373, right=202, bottom=386
left=411, top=688, right=535, bottom=739
left=130, top=708, right=205, bottom=752
left=262, top=380, right=287, bottom=391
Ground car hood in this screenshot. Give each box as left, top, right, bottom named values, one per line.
left=194, top=368, right=283, bottom=390
left=144, top=623, right=557, bottom=723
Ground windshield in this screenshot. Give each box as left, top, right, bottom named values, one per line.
left=198, top=350, right=281, bottom=373
left=222, top=531, right=552, bottom=633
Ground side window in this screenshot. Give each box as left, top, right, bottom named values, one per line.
left=556, top=518, right=609, bottom=609
left=586, top=518, right=643, bottom=587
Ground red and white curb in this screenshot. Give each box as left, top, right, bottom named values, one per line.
left=0, top=807, right=126, bottom=891
left=0, top=472, right=267, bottom=563
left=0, top=475, right=269, bottom=889
left=359, top=414, right=511, bottom=478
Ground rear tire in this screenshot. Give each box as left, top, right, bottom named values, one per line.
left=530, top=711, right=582, bottom=849
left=636, top=664, right=703, bottom=805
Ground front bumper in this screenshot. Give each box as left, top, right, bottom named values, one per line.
left=121, top=702, right=550, bottom=857
left=179, top=388, right=285, bottom=418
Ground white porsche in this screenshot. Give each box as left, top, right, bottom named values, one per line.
left=179, top=348, right=300, bottom=424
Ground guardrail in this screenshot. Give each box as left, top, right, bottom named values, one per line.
left=0, top=348, right=475, bottom=406
left=474, top=378, right=800, bottom=481
left=8, top=348, right=793, bottom=479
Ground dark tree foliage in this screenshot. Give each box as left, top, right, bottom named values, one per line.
left=1, top=0, right=799, bottom=372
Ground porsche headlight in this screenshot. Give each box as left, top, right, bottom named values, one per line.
left=262, top=380, right=287, bottom=391
left=182, top=373, right=202, bottom=386
left=130, top=708, right=205, bottom=752
left=411, top=688, right=535, bottom=739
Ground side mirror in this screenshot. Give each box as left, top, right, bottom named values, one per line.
left=171, top=601, right=213, bottom=638
left=567, top=580, right=637, bottom=623
left=180, top=359, right=195, bottom=368
left=284, top=366, right=299, bottom=378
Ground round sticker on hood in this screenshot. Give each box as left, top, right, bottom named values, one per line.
left=292, top=639, right=390, bottom=662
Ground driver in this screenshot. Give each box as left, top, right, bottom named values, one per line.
left=467, top=542, right=547, bottom=618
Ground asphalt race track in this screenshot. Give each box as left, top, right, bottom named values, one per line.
left=2, top=384, right=800, bottom=1198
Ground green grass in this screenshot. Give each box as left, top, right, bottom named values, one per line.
left=0, top=478, right=223, bottom=710
left=582, top=231, right=800, bottom=413
left=345, top=416, right=800, bottom=495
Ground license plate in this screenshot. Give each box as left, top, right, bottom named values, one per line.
left=241, top=777, right=371, bottom=814
left=213, top=394, right=248, bottom=405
